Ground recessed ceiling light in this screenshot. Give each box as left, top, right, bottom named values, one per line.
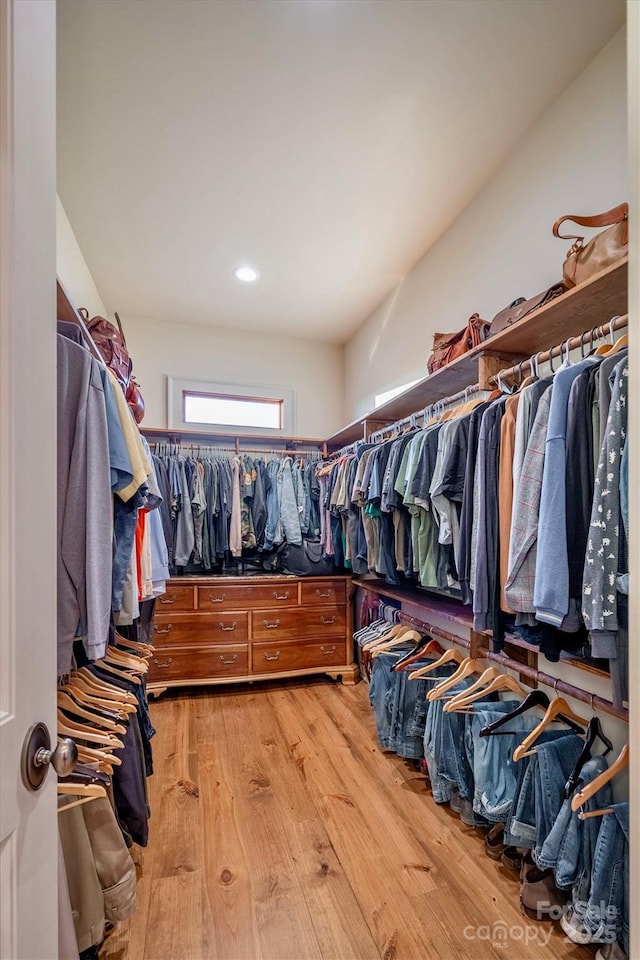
left=233, top=265, right=260, bottom=283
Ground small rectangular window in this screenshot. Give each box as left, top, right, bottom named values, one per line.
left=183, top=391, right=283, bottom=430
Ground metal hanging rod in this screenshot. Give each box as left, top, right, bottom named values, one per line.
left=396, top=610, right=627, bottom=722
left=368, top=382, right=485, bottom=444
left=490, top=314, right=628, bottom=386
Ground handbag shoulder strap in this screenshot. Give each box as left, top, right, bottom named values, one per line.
left=553, top=202, right=628, bottom=241
left=114, top=311, right=127, bottom=348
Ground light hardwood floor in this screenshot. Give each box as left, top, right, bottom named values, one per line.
left=100, top=679, right=592, bottom=960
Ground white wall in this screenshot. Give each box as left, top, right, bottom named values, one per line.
left=122, top=314, right=344, bottom=438
left=56, top=195, right=107, bottom=317
left=344, top=28, right=628, bottom=420
left=56, top=196, right=344, bottom=437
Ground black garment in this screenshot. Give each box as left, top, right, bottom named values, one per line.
left=566, top=367, right=597, bottom=605
left=473, top=398, right=507, bottom=643
left=88, top=664, right=150, bottom=846
left=458, top=402, right=492, bottom=604
left=370, top=441, right=397, bottom=584
left=440, top=415, right=471, bottom=503
left=252, top=459, right=268, bottom=548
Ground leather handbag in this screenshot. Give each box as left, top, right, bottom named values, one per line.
left=82, top=309, right=145, bottom=423
left=427, top=313, right=490, bottom=374
left=553, top=202, right=628, bottom=288
left=81, top=309, right=133, bottom=390
left=489, top=282, right=567, bottom=336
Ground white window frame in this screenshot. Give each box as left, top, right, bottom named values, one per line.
left=167, top=376, right=295, bottom=437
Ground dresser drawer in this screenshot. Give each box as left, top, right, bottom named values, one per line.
left=251, top=606, right=345, bottom=641
left=252, top=638, right=345, bottom=674
left=300, top=580, right=346, bottom=606
left=153, top=613, right=249, bottom=645
left=156, top=584, right=195, bottom=611
left=148, top=644, right=248, bottom=682
left=197, top=581, right=298, bottom=611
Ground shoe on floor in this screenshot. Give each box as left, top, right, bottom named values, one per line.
left=485, top=822, right=507, bottom=860
left=596, top=942, right=627, bottom=960
left=520, top=865, right=569, bottom=921
left=500, top=846, right=523, bottom=873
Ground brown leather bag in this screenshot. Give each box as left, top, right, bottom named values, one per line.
left=427, top=313, right=490, bottom=374
left=81, top=309, right=133, bottom=390
left=490, top=282, right=567, bottom=336
left=81, top=309, right=145, bottom=423
left=553, top=202, right=628, bottom=288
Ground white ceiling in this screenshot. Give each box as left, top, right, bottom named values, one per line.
left=57, top=0, right=625, bottom=344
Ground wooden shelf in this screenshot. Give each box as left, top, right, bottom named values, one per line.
left=353, top=577, right=473, bottom=630
left=327, top=258, right=628, bottom=449
left=141, top=426, right=326, bottom=450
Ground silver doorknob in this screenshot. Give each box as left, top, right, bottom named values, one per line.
left=21, top=722, right=78, bottom=791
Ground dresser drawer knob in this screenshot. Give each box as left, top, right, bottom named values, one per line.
left=152, top=657, right=173, bottom=668
left=219, top=654, right=238, bottom=665
left=320, top=645, right=337, bottom=656
left=263, top=651, right=280, bottom=662
left=263, top=619, right=280, bottom=629
left=320, top=616, right=335, bottom=625
left=273, top=591, right=289, bottom=600
left=316, top=589, right=331, bottom=598
left=159, top=595, right=177, bottom=604
left=154, top=624, right=173, bottom=634
left=208, top=594, right=225, bottom=603
left=219, top=621, right=237, bottom=632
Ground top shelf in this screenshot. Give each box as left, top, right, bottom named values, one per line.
left=327, top=258, right=628, bottom=449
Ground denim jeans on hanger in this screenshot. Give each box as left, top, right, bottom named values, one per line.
left=368, top=654, right=397, bottom=750
left=583, top=803, right=629, bottom=953
left=388, top=665, right=429, bottom=759
left=468, top=702, right=538, bottom=823
left=537, top=755, right=611, bottom=914
left=505, top=731, right=583, bottom=850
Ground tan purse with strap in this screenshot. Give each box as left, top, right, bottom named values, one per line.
left=427, top=313, right=490, bottom=375
left=553, top=202, right=628, bottom=288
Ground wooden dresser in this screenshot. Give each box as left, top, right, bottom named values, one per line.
left=147, top=574, right=358, bottom=694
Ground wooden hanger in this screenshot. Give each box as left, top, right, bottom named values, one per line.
left=512, top=697, right=588, bottom=762
left=362, top=624, right=407, bottom=651
left=609, top=333, right=628, bottom=354
left=62, top=679, right=136, bottom=716
left=393, top=637, right=445, bottom=672
left=115, top=635, right=154, bottom=658
left=408, top=646, right=464, bottom=680
left=75, top=743, right=120, bottom=769
left=58, top=782, right=107, bottom=812
left=570, top=744, right=628, bottom=818
left=444, top=671, right=527, bottom=712
left=428, top=657, right=486, bottom=701
left=371, top=630, right=421, bottom=659
left=73, top=666, right=138, bottom=699
left=442, top=666, right=502, bottom=711
left=102, top=646, right=149, bottom=673
left=57, top=713, right=125, bottom=749
left=94, top=658, right=142, bottom=685
left=57, top=691, right=127, bottom=734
